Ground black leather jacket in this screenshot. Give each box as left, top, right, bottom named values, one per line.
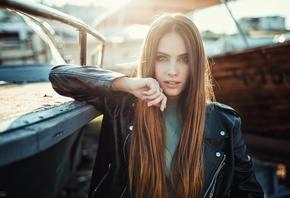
left=49, top=64, right=264, bottom=198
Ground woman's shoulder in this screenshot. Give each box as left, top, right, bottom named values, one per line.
left=206, top=101, right=241, bottom=129
left=204, top=102, right=241, bottom=138
left=207, top=101, right=239, bottom=117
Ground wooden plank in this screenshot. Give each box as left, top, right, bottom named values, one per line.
left=244, top=132, right=290, bottom=165
left=211, top=41, right=290, bottom=137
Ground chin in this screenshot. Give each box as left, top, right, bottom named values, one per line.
left=166, top=93, right=181, bottom=99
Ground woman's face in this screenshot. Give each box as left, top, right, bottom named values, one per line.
left=155, top=32, right=190, bottom=99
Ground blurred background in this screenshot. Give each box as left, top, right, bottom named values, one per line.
left=2, top=0, right=289, bottom=73
left=1, top=0, right=290, bottom=197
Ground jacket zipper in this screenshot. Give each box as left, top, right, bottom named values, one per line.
left=92, top=163, right=112, bottom=198
left=203, top=154, right=226, bottom=198
left=119, top=134, right=130, bottom=197
left=92, top=134, right=129, bottom=198
left=120, top=185, right=128, bottom=198
left=123, top=133, right=131, bottom=163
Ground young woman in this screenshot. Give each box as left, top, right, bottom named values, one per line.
left=49, top=13, right=264, bottom=198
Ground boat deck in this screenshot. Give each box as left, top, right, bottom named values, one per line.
left=0, top=82, right=73, bottom=120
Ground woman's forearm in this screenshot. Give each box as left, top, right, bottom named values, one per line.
left=49, top=64, right=167, bottom=111
left=49, top=64, right=125, bottom=100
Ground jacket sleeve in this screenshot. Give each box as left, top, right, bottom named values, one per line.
left=49, top=64, right=125, bottom=99
left=49, top=64, right=126, bottom=113
left=230, top=117, right=264, bottom=197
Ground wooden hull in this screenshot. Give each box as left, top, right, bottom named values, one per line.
left=211, top=41, right=290, bottom=164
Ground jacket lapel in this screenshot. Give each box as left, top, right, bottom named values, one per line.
left=203, top=106, right=228, bottom=196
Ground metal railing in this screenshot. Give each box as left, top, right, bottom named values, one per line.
left=1, top=0, right=106, bottom=66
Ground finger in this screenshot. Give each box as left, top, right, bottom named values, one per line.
left=142, top=89, right=163, bottom=100
left=147, top=93, right=165, bottom=107
left=160, top=95, right=167, bottom=111
left=148, top=95, right=167, bottom=112
left=142, top=84, right=163, bottom=100
left=143, top=78, right=160, bottom=95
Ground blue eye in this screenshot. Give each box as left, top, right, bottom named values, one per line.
left=156, top=56, right=167, bottom=62
left=180, top=56, right=188, bottom=63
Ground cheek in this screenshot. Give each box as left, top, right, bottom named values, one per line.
left=154, top=64, right=163, bottom=78
left=183, top=69, right=190, bottom=88
left=181, top=66, right=190, bottom=80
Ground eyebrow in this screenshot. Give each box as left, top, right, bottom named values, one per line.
left=156, top=52, right=188, bottom=57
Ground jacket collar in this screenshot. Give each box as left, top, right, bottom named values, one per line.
left=204, top=105, right=228, bottom=139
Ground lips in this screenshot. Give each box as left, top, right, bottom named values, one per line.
left=164, top=80, right=180, bottom=88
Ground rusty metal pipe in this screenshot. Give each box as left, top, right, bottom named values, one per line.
left=79, top=30, right=87, bottom=66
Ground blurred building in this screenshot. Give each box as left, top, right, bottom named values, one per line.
left=239, top=16, right=286, bottom=31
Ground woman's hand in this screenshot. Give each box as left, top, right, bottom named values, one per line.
left=112, top=77, right=167, bottom=111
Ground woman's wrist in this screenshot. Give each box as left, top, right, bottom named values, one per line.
left=112, top=77, right=131, bottom=92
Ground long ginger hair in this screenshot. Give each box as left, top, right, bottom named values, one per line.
left=128, top=13, right=214, bottom=198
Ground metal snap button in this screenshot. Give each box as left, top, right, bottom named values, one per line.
left=216, top=152, right=221, bottom=157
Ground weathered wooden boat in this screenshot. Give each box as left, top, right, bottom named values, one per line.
left=211, top=40, right=290, bottom=165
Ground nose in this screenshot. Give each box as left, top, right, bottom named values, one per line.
left=167, top=61, right=177, bottom=76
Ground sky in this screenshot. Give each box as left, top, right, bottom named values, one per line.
left=31, top=0, right=127, bottom=7
left=29, top=0, right=290, bottom=34
left=192, top=0, right=290, bottom=33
